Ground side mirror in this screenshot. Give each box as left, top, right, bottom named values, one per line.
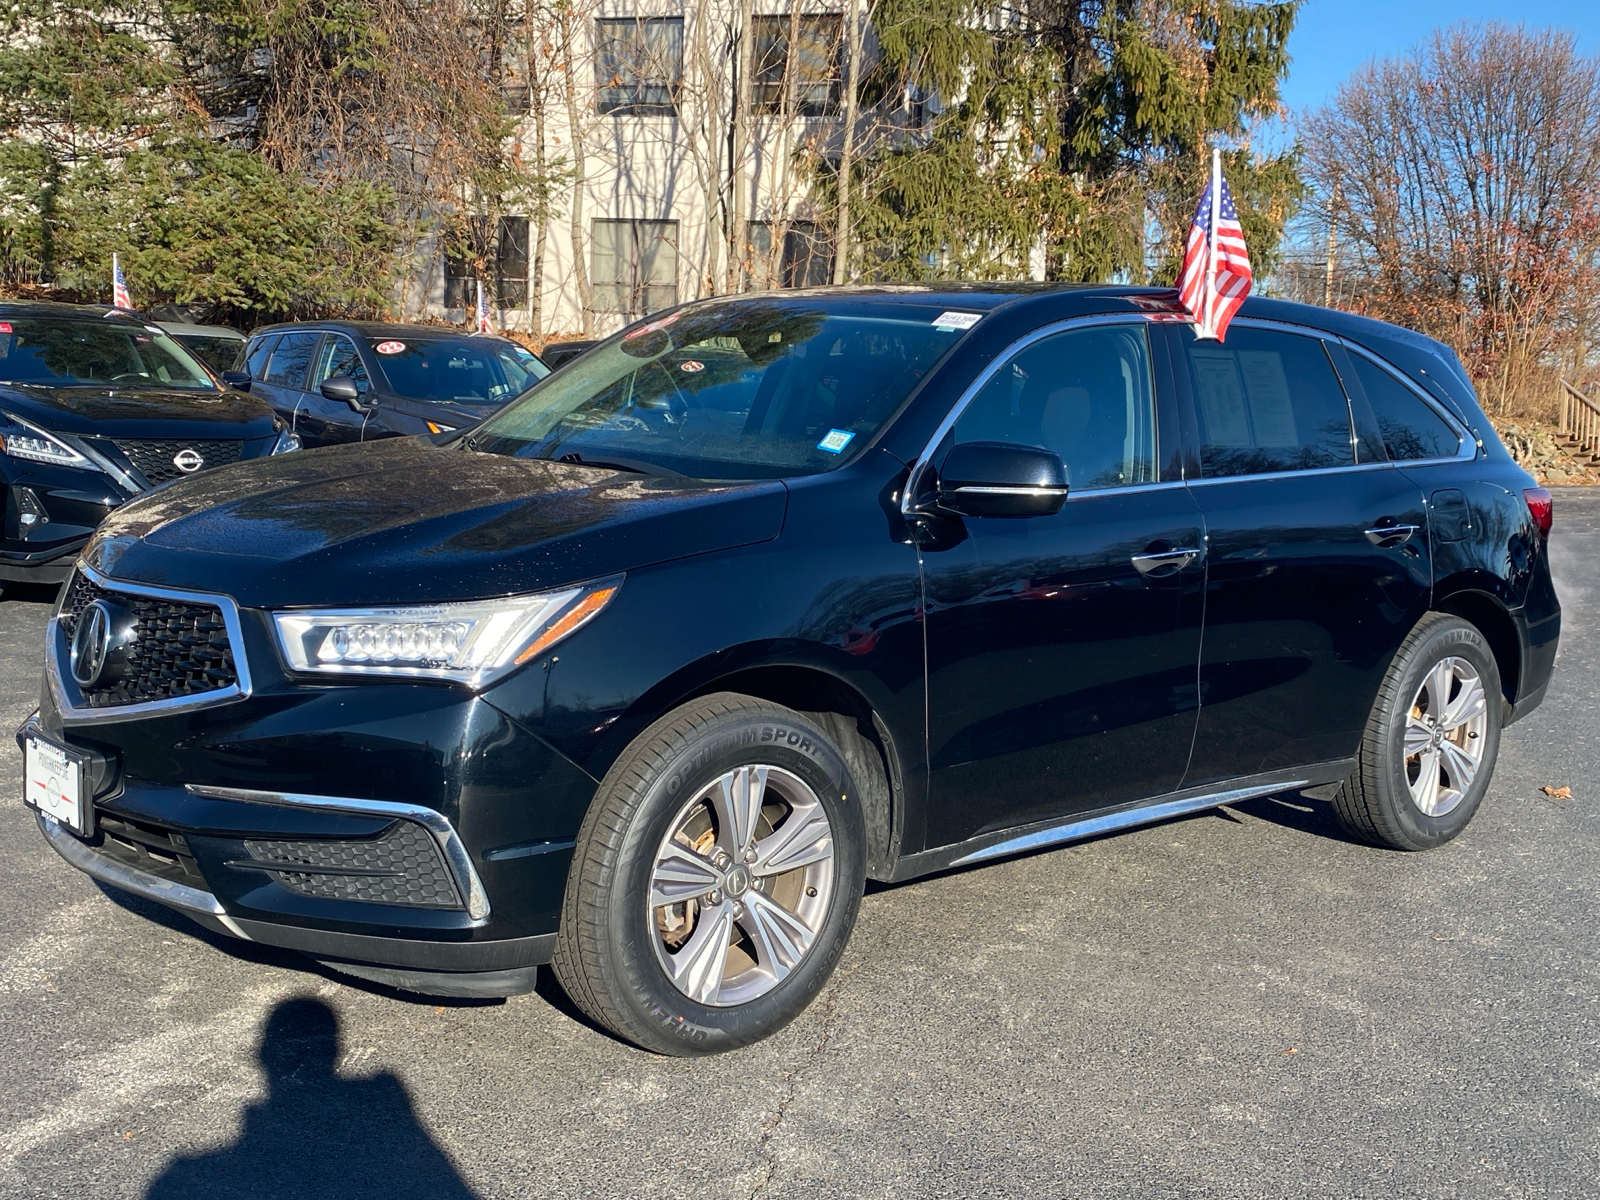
left=320, top=376, right=366, bottom=411
left=935, top=441, right=1068, bottom=518
left=220, top=370, right=252, bottom=392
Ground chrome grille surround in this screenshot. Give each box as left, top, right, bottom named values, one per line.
left=48, top=564, right=253, bottom=725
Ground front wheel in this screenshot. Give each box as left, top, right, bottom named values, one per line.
left=552, top=694, right=866, bottom=1055
left=1331, top=613, right=1503, bottom=850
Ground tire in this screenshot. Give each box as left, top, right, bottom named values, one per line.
left=1331, top=613, right=1503, bottom=850
left=552, top=693, right=867, bottom=1055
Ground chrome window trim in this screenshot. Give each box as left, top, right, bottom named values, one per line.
left=184, top=784, right=492, bottom=924
left=1331, top=336, right=1476, bottom=465
left=900, top=314, right=1160, bottom=517
left=48, top=563, right=254, bottom=726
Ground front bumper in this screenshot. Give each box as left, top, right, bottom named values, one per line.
left=21, top=570, right=600, bottom=991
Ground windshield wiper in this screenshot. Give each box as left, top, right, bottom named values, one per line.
left=547, top=450, right=677, bottom=476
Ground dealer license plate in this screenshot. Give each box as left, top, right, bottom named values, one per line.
left=24, top=735, right=90, bottom=835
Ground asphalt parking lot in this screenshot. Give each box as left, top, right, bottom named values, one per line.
left=2, top=488, right=1597, bottom=1200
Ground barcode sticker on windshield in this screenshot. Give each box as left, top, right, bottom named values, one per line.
left=933, top=311, right=982, bottom=331
left=817, top=429, right=855, bottom=454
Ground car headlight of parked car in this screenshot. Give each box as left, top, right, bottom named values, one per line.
left=270, top=426, right=302, bottom=454
left=0, top=410, right=95, bottom=469
left=271, top=577, right=621, bottom=688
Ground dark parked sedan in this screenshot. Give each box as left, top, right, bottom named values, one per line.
left=18, top=286, right=1559, bottom=1056
left=232, top=321, right=549, bottom=447
left=0, top=302, right=297, bottom=594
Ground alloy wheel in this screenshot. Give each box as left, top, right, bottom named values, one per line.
left=1403, top=656, right=1489, bottom=817
left=648, top=765, right=836, bottom=1007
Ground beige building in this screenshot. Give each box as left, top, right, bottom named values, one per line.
left=401, top=1, right=911, bottom=338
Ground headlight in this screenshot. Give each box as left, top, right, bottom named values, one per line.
left=271, top=429, right=302, bottom=454
left=271, top=577, right=622, bottom=688
left=0, top=410, right=93, bottom=468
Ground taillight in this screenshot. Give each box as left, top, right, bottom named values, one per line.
left=1523, top=487, right=1553, bottom=537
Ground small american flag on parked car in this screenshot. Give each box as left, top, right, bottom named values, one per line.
left=1175, top=149, right=1251, bottom=341
left=476, top=280, right=492, bottom=334
left=112, top=253, right=131, bottom=310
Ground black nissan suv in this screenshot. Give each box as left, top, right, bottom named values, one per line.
left=0, top=302, right=297, bottom=594
left=18, top=286, right=1560, bottom=1056
left=231, top=321, right=548, bottom=447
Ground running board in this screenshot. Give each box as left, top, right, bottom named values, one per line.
left=947, top=779, right=1310, bottom=867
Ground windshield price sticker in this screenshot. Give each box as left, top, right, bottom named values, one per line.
left=817, top=429, right=855, bottom=454
left=932, top=311, right=982, bottom=331
left=624, top=312, right=681, bottom=340
left=375, top=340, right=406, bottom=355
left=680, top=360, right=705, bottom=373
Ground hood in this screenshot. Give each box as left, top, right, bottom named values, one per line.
left=0, top=383, right=275, bottom=440
left=84, top=437, right=789, bottom=607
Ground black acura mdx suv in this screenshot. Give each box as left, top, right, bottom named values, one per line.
left=18, top=287, right=1560, bottom=1055
left=0, top=302, right=296, bottom=594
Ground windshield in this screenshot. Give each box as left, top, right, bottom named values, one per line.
left=0, top=317, right=217, bottom=390
left=370, top=337, right=549, bottom=406
left=174, top=334, right=245, bottom=374
left=467, top=297, right=973, bottom=479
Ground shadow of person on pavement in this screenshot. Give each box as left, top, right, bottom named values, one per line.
left=145, top=997, right=480, bottom=1200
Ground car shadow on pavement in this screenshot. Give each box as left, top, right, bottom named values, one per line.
left=144, top=996, right=482, bottom=1200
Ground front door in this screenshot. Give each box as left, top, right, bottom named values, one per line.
left=920, top=321, right=1206, bottom=850
left=1160, top=322, right=1433, bottom=787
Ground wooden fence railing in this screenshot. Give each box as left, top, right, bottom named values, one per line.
left=1559, top=378, right=1600, bottom=464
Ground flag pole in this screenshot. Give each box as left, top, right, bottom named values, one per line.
left=1203, top=147, right=1221, bottom=339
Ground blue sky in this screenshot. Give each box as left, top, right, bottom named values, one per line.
left=1279, top=0, right=1600, bottom=116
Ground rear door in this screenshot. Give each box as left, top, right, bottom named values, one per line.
left=920, top=319, right=1206, bottom=848
left=1161, top=322, right=1433, bottom=787
left=253, top=331, right=322, bottom=437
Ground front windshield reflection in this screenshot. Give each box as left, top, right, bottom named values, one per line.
left=469, top=297, right=973, bottom=480
left=0, top=318, right=217, bottom=390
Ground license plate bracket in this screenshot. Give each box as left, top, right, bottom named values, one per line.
left=23, top=734, right=93, bottom=836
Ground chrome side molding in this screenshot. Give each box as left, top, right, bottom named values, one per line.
left=948, top=779, right=1311, bottom=866
left=185, top=785, right=491, bottom=923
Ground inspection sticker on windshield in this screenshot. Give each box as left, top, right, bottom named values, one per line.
left=817, top=429, right=855, bottom=454
left=680, top=360, right=704, bottom=373
left=375, top=340, right=406, bottom=354
left=932, top=311, right=982, bottom=331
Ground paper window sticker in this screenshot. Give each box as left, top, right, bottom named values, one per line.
left=933, top=311, right=982, bottom=331
left=1237, top=351, right=1299, bottom=447
left=817, top=429, right=855, bottom=453
left=376, top=341, right=406, bottom=354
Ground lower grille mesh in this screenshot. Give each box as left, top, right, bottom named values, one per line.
left=243, top=822, right=463, bottom=909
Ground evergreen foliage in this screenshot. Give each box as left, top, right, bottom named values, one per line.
left=853, top=0, right=1304, bottom=284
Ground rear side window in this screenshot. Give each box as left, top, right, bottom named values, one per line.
left=1178, top=327, right=1354, bottom=478
left=244, top=335, right=277, bottom=378
left=1347, top=353, right=1461, bottom=461
left=264, top=332, right=320, bottom=388
left=952, top=323, right=1157, bottom=491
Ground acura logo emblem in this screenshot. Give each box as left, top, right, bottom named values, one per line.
left=70, top=601, right=113, bottom=687
left=172, top=448, right=205, bottom=473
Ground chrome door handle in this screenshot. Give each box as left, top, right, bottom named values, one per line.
left=1364, top=524, right=1421, bottom=546
left=1131, top=547, right=1200, bottom=576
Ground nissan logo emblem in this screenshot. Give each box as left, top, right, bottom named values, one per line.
left=172, top=447, right=205, bottom=473
left=69, top=600, right=113, bottom=687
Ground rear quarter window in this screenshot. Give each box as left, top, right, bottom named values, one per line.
left=1347, top=353, right=1462, bottom=461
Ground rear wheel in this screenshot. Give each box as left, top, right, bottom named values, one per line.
left=552, top=694, right=866, bottom=1055
left=1331, top=613, right=1502, bottom=850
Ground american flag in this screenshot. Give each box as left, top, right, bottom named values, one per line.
left=475, top=280, right=492, bottom=334
left=1175, top=154, right=1251, bottom=341
left=112, top=253, right=131, bottom=310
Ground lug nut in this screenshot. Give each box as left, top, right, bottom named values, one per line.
left=707, top=889, right=723, bottom=905
left=711, top=849, right=731, bottom=869
left=743, top=847, right=758, bottom=864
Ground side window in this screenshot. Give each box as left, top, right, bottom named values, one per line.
left=312, top=335, right=370, bottom=397
left=244, top=335, right=277, bottom=380
left=263, top=332, right=320, bottom=388
left=1347, top=353, right=1461, bottom=461
left=951, top=323, right=1157, bottom=491
left=1178, top=327, right=1354, bottom=478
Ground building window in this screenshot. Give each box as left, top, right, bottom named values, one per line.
left=747, top=221, right=833, bottom=289
left=596, top=17, right=683, bottom=115
left=592, top=219, right=678, bottom=316
left=752, top=15, right=842, bottom=116
left=444, top=216, right=529, bottom=311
